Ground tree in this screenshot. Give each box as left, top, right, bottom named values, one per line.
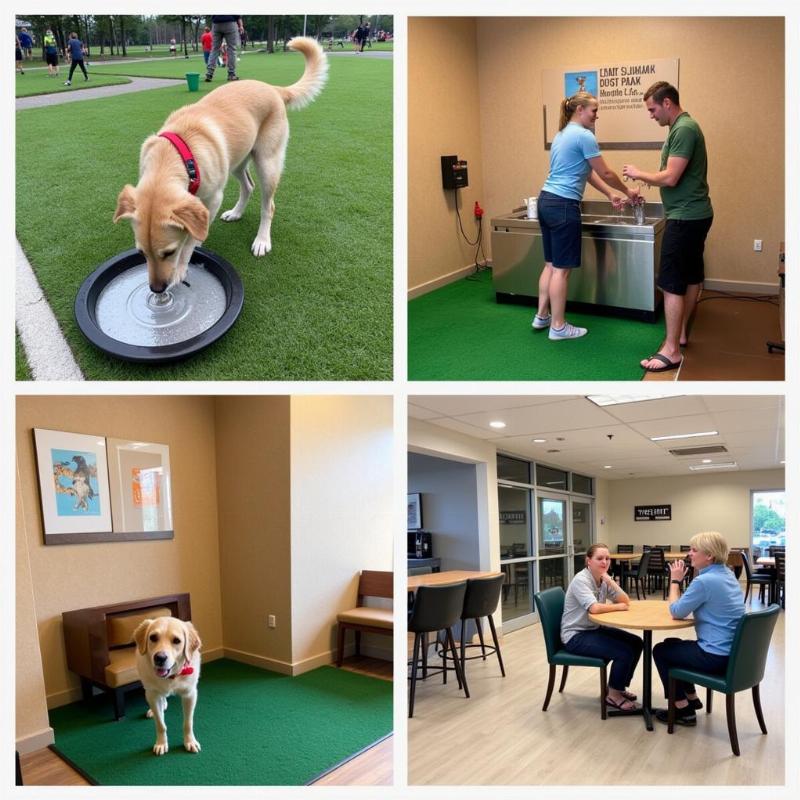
left=753, top=503, right=785, bottom=534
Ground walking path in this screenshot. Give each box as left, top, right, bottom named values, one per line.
left=16, top=76, right=184, bottom=110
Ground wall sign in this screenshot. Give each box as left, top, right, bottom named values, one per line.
left=543, top=58, right=680, bottom=149
left=635, top=505, right=672, bottom=521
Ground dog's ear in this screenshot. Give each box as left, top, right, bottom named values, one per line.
left=183, top=621, right=202, bottom=661
left=169, top=196, right=209, bottom=241
left=133, top=619, right=154, bottom=655
left=113, top=185, right=137, bottom=223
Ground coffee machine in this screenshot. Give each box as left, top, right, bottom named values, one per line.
left=407, top=530, right=433, bottom=559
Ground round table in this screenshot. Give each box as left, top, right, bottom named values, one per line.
left=588, top=599, right=694, bottom=730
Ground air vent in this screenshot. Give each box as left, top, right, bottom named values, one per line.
left=669, top=445, right=728, bottom=457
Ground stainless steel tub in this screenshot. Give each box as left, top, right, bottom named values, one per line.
left=491, top=200, right=665, bottom=321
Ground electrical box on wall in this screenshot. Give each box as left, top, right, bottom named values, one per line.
left=441, top=155, right=469, bottom=190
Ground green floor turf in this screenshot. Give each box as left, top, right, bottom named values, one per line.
left=16, top=52, right=392, bottom=380
left=408, top=270, right=666, bottom=381
left=48, top=660, right=392, bottom=785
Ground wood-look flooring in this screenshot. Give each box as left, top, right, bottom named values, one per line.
left=19, top=655, right=392, bottom=787
left=408, top=595, right=784, bottom=785
left=644, top=290, right=783, bottom=381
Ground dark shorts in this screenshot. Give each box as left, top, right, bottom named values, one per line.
left=658, top=216, right=713, bottom=295
left=45, top=51, right=58, bottom=66
left=16, top=47, right=22, bottom=61
left=537, top=190, right=582, bottom=268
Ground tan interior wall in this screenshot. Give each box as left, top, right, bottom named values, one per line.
left=604, top=469, right=784, bottom=549
left=290, top=397, right=393, bottom=669
left=213, top=397, right=293, bottom=670
left=408, top=17, right=485, bottom=292
left=15, top=396, right=224, bottom=720
left=409, top=16, right=784, bottom=291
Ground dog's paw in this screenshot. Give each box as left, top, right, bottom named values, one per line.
left=251, top=238, right=272, bottom=257
left=184, top=737, right=201, bottom=753
left=221, top=209, right=242, bottom=222
left=153, top=741, right=169, bottom=756
left=146, top=709, right=153, bottom=719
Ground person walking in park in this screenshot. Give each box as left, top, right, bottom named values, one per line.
left=201, top=25, right=213, bottom=66
left=64, top=31, right=88, bottom=85
left=43, top=29, right=59, bottom=77
left=18, top=27, right=33, bottom=60
left=205, top=15, right=244, bottom=82
left=16, top=35, right=25, bottom=74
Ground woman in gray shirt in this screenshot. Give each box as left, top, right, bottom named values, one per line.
left=561, top=543, right=643, bottom=711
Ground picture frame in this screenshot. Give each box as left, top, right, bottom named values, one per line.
left=407, top=493, right=423, bottom=531
left=106, top=438, right=174, bottom=540
left=34, top=428, right=113, bottom=544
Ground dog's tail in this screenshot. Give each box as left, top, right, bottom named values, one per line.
left=277, top=36, right=328, bottom=110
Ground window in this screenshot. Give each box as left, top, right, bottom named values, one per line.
left=497, top=454, right=530, bottom=483
left=535, top=463, right=568, bottom=491
left=572, top=473, right=594, bottom=496
left=751, top=490, right=785, bottom=552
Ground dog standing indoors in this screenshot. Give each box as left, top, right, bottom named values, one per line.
left=133, top=617, right=202, bottom=755
left=114, top=36, right=328, bottom=293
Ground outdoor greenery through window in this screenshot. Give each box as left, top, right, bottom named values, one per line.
left=751, top=490, right=785, bottom=552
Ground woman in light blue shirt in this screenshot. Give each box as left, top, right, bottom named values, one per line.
left=533, top=92, right=639, bottom=340
left=653, top=531, right=745, bottom=726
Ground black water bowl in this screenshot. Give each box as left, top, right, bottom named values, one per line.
left=75, top=247, right=244, bottom=363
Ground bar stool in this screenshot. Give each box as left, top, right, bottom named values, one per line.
left=408, top=581, right=469, bottom=718
left=453, top=574, right=506, bottom=680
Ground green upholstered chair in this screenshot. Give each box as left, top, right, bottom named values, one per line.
left=533, top=587, right=609, bottom=720
left=667, top=604, right=780, bottom=755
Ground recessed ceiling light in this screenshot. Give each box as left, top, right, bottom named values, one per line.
left=587, top=394, right=679, bottom=407
left=532, top=438, right=546, bottom=443
left=702, top=459, right=712, bottom=464
left=489, top=420, right=506, bottom=429
left=650, top=431, right=718, bottom=442
left=689, top=462, right=737, bottom=471
left=603, top=465, right=612, bottom=469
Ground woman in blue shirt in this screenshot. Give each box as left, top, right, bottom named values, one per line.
left=533, top=92, right=639, bottom=340
left=653, top=531, right=745, bottom=725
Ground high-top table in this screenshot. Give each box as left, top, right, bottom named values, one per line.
left=588, top=599, right=694, bottom=731
left=407, top=569, right=501, bottom=590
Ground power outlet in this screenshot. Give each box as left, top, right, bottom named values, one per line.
left=754, top=239, right=763, bottom=252
left=268, top=615, right=276, bottom=628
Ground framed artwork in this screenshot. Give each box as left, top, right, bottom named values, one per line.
left=407, top=493, right=423, bottom=531
left=107, top=438, right=174, bottom=540
left=34, top=428, right=112, bottom=544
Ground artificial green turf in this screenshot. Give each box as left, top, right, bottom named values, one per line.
left=16, top=52, right=392, bottom=380
left=48, top=660, right=392, bottom=785
left=408, top=270, right=666, bottom=380
left=15, top=72, right=131, bottom=98
left=15, top=330, right=32, bottom=380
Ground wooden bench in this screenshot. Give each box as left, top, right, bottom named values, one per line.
left=62, top=593, right=191, bottom=719
left=336, top=571, right=393, bottom=667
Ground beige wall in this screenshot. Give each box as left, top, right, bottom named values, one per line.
left=290, top=397, right=393, bottom=668
left=409, top=16, right=784, bottom=292
left=15, top=396, right=224, bottom=723
left=214, top=397, right=293, bottom=671
left=408, top=17, right=486, bottom=294
left=603, top=469, right=784, bottom=549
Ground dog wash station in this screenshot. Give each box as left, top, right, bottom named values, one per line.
left=75, top=248, right=244, bottom=363
left=491, top=200, right=666, bottom=321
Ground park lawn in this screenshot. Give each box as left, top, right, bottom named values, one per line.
left=15, top=331, right=32, bottom=381
left=15, top=53, right=392, bottom=381
left=15, top=71, right=131, bottom=97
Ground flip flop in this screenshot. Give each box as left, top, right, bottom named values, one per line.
left=621, top=690, right=638, bottom=701
left=606, top=695, right=641, bottom=713
left=642, top=353, right=682, bottom=372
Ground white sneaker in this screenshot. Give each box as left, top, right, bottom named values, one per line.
left=531, top=314, right=551, bottom=330
left=63, top=80, right=71, bottom=85
left=549, top=321, right=588, bottom=340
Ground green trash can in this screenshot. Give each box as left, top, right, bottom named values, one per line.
left=185, top=72, right=200, bottom=92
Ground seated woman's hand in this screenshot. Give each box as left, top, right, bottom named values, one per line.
left=669, top=559, right=687, bottom=582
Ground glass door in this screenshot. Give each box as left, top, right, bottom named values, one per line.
left=571, top=498, right=593, bottom=576
left=536, top=494, right=570, bottom=593
left=498, top=484, right=535, bottom=629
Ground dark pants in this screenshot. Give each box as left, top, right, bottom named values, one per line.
left=68, top=59, right=87, bottom=80
left=565, top=627, right=643, bottom=691
left=653, top=637, right=729, bottom=701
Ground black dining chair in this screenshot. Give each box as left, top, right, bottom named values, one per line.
left=647, top=548, right=666, bottom=594
left=774, top=553, right=785, bottom=608
left=740, top=550, right=774, bottom=605
left=613, top=544, right=636, bottom=584
left=679, top=545, right=691, bottom=552
left=630, top=550, right=651, bottom=600
left=408, top=581, right=469, bottom=718
left=456, top=574, right=506, bottom=680
left=667, top=604, right=780, bottom=756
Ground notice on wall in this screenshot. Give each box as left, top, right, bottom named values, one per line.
left=634, top=505, right=672, bottom=521
left=543, top=58, right=680, bottom=149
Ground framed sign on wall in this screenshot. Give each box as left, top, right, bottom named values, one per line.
left=635, top=505, right=672, bottom=521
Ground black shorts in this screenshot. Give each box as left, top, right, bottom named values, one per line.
left=45, top=51, right=58, bottom=66
left=657, top=216, right=713, bottom=295
left=16, top=47, right=22, bottom=61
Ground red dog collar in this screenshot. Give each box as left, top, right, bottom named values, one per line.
left=169, top=665, right=195, bottom=679
left=159, top=131, right=201, bottom=195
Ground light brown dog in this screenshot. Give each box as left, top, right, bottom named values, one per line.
left=133, top=616, right=202, bottom=756
left=114, top=36, right=328, bottom=293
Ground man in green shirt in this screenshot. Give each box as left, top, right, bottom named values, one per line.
left=623, top=81, right=713, bottom=373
